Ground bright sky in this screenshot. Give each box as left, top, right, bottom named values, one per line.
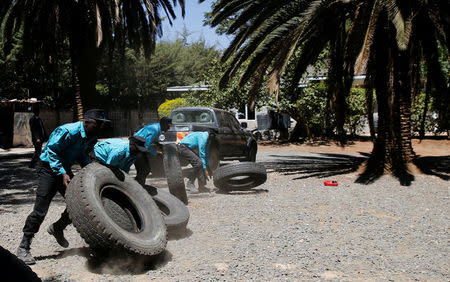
left=159, top=0, right=232, bottom=49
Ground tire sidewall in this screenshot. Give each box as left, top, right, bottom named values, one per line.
left=74, top=163, right=166, bottom=252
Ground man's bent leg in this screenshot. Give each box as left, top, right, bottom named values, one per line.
left=178, top=144, right=205, bottom=192
left=135, top=153, right=151, bottom=186
left=47, top=209, right=71, bottom=248
left=18, top=162, right=58, bottom=264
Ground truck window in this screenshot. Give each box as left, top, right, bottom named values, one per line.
left=225, top=113, right=241, bottom=131
left=171, top=110, right=214, bottom=124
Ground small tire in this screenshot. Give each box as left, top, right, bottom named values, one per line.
left=213, top=162, right=267, bottom=191
left=146, top=186, right=190, bottom=231
left=162, top=144, right=188, bottom=204
left=66, top=163, right=167, bottom=256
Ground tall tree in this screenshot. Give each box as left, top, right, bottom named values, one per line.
left=1, top=0, right=185, bottom=120
left=203, top=0, right=449, bottom=184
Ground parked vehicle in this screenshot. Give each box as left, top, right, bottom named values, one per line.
left=159, top=107, right=258, bottom=170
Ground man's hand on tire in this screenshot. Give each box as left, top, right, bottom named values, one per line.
left=62, top=174, right=71, bottom=187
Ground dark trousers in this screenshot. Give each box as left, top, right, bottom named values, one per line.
left=134, top=153, right=151, bottom=186
left=22, top=161, right=71, bottom=238
left=30, top=142, right=42, bottom=167
left=177, top=144, right=206, bottom=187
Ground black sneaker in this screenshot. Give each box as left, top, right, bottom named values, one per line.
left=47, top=224, right=69, bottom=248
left=16, top=247, right=36, bottom=265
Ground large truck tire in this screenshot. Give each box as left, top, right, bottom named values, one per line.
left=146, top=186, right=190, bottom=231
left=162, top=144, right=188, bottom=204
left=213, top=162, right=267, bottom=192
left=66, top=163, right=167, bottom=256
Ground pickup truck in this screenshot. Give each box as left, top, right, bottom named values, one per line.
left=159, top=107, right=258, bottom=170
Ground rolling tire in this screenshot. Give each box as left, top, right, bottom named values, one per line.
left=66, top=163, right=167, bottom=256
left=147, top=187, right=190, bottom=231
left=162, top=144, right=188, bottom=204
left=213, top=162, right=267, bottom=192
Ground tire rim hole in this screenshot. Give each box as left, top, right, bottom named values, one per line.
left=101, top=186, right=143, bottom=233
left=155, top=201, right=171, bottom=216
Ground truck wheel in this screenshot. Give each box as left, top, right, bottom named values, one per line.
left=66, top=163, right=167, bottom=256
left=213, top=162, right=267, bottom=192
left=162, top=144, right=188, bottom=204
left=209, top=147, right=220, bottom=171
left=242, top=142, right=257, bottom=162
left=146, top=186, right=190, bottom=231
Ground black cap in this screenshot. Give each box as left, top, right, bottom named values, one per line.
left=160, top=116, right=172, bottom=125
left=129, top=136, right=147, bottom=153
left=84, top=109, right=111, bottom=123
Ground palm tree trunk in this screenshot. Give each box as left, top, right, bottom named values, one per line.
left=72, top=66, right=84, bottom=121
left=68, top=2, right=98, bottom=121
left=358, top=23, right=415, bottom=185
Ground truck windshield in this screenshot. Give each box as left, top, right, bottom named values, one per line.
left=171, top=110, right=214, bottom=124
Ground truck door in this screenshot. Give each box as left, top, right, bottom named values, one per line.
left=224, top=112, right=247, bottom=155
left=215, top=111, right=235, bottom=157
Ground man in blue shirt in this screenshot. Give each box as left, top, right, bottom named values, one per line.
left=93, top=136, right=147, bottom=173
left=17, top=109, right=110, bottom=265
left=177, top=130, right=215, bottom=193
left=133, top=117, right=172, bottom=185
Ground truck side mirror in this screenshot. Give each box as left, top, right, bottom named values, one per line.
left=240, top=122, right=248, bottom=129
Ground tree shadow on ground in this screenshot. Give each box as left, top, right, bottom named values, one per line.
left=261, top=153, right=368, bottom=180
left=0, top=153, right=65, bottom=206
left=414, top=155, right=449, bottom=180
left=0, top=153, right=38, bottom=205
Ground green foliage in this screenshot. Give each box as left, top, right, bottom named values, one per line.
left=94, top=37, right=221, bottom=109
left=346, top=87, right=367, bottom=135
left=296, top=82, right=328, bottom=136
left=158, top=98, right=189, bottom=117
left=183, top=58, right=267, bottom=110
left=411, top=92, right=436, bottom=135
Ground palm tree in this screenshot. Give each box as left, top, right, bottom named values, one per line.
left=1, top=0, right=185, bottom=120
left=203, top=0, right=448, bottom=184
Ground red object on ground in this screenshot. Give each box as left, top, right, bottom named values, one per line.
left=324, top=180, right=338, bottom=186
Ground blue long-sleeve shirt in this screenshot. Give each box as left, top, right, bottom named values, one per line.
left=179, top=131, right=210, bottom=169
left=94, top=139, right=136, bottom=173
left=134, top=123, right=161, bottom=156
left=40, top=121, right=97, bottom=175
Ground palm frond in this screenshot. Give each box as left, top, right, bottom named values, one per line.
left=385, top=0, right=413, bottom=50
left=354, top=0, right=382, bottom=74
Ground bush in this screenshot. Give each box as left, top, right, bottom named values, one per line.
left=411, top=92, right=437, bottom=135
left=158, top=98, right=188, bottom=117
left=346, top=87, right=367, bottom=135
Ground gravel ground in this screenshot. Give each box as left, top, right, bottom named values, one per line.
left=0, top=148, right=449, bottom=281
